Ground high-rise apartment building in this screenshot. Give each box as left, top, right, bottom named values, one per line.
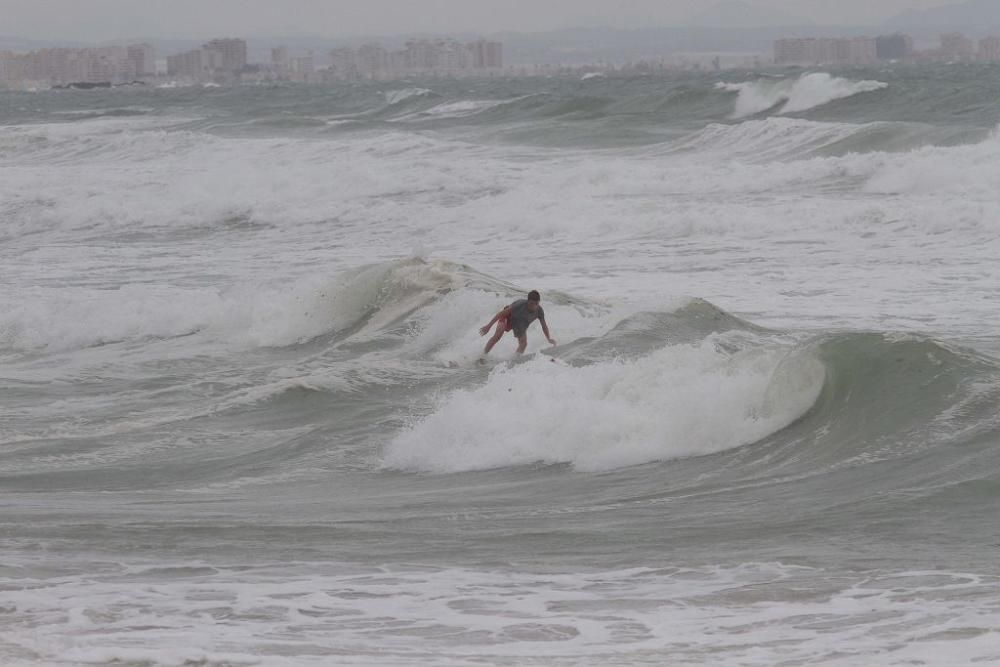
left=329, top=48, right=359, bottom=80
left=166, top=38, right=245, bottom=80
left=404, top=40, right=440, bottom=70
left=203, top=38, right=247, bottom=72
left=468, top=40, right=503, bottom=69
left=272, top=47, right=289, bottom=69
left=845, top=37, right=877, bottom=65
left=167, top=48, right=223, bottom=79
left=357, top=44, right=390, bottom=79
left=291, top=52, right=315, bottom=82
left=980, top=36, right=1000, bottom=62
left=324, top=38, right=505, bottom=81
left=127, top=44, right=155, bottom=77
left=0, top=45, right=146, bottom=85
left=875, top=34, right=913, bottom=61
left=775, top=31, right=1000, bottom=67
left=774, top=37, right=876, bottom=66
left=774, top=38, right=811, bottom=65
left=941, top=33, right=975, bottom=61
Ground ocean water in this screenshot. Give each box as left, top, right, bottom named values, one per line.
left=3, top=67, right=1000, bottom=666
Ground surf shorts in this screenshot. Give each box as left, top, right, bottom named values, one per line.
left=499, top=316, right=525, bottom=337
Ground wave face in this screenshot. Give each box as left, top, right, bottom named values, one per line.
left=385, top=321, right=825, bottom=473
left=5, top=255, right=999, bottom=484
left=717, top=73, right=888, bottom=118
left=1, top=67, right=994, bottom=161
left=4, top=69, right=1000, bottom=666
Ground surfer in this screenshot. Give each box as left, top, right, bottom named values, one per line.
left=480, top=290, right=557, bottom=357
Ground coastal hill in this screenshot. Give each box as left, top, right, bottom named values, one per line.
left=686, top=1, right=812, bottom=29
left=885, top=0, right=1000, bottom=30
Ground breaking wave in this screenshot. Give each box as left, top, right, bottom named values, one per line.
left=385, top=334, right=825, bottom=472
left=379, top=285, right=1000, bottom=476
left=717, top=73, right=889, bottom=118
left=5, top=254, right=1000, bottom=509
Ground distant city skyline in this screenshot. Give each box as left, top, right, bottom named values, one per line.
left=0, top=0, right=968, bottom=42
left=0, top=35, right=509, bottom=88
left=6, top=23, right=999, bottom=91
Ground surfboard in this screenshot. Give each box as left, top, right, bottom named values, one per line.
left=443, top=356, right=499, bottom=369
left=444, top=350, right=566, bottom=369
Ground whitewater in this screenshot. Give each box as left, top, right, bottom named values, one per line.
left=3, top=66, right=1000, bottom=666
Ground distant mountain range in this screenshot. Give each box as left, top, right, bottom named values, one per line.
left=885, top=0, right=1000, bottom=30
left=686, top=1, right=812, bottom=29
left=683, top=0, right=1000, bottom=33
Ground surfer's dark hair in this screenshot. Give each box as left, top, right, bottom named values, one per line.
left=528, top=290, right=541, bottom=302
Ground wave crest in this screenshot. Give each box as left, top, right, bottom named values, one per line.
left=718, top=73, right=888, bottom=118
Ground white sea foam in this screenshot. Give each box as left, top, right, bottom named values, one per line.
left=0, top=259, right=470, bottom=353
left=718, top=73, right=888, bottom=118
left=0, top=284, right=219, bottom=352
left=384, top=87, right=434, bottom=106
left=666, top=116, right=871, bottom=161
left=0, top=277, right=357, bottom=353
left=384, top=337, right=824, bottom=472
left=5, top=561, right=999, bottom=667
left=394, top=99, right=505, bottom=122
left=3, top=109, right=1000, bottom=348
left=864, top=126, right=1000, bottom=195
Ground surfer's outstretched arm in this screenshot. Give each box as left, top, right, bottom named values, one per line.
left=541, top=321, right=556, bottom=346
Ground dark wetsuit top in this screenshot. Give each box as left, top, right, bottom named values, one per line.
left=508, top=299, right=545, bottom=338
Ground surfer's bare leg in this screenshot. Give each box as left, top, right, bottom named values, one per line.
left=483, top=322, right=505, bottom=356
left=516, top=335, right=528, bottom=355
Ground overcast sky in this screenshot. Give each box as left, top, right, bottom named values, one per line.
left=0, top=0, right=960, bottom=41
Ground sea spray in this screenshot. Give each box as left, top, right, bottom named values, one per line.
left=718, top=73, right=888, bottom=118
left=384, top=337, right=825, bottom=472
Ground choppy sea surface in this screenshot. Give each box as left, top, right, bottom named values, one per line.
left=3, top=67, right=1000, bottom=666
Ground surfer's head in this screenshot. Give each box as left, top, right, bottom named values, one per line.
left=527, top=290, right=541, bottom=311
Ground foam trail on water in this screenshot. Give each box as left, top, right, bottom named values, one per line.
left=718, top=73, right=888, bottom=118
left=394, top=99, right=506, bottom=122
left=384, top=88, right=434, bottom=106
left=864, top=125, right=1000, bottom=195
left=666, top=117, right=871, bottom=161
left=384, top=338, right=825, bottom=473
